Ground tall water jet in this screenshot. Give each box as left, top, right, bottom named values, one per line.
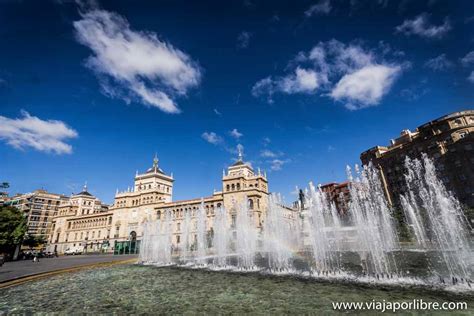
left=235, top=198, right=258, bottom=269
left=305, top=183, right=344, bottom=272
left=263, top=194, right=297, bottom=271
left=180, top=209, right=192, bottom=263
left=212, top=206, right=229, bottom=267
left=401, top=154, right=473, bottom=279
left=195, top=200, right=207, bottom=265
left=346, top=164, right=399, bottom=275
left=140, top=211, right=173, bottom=265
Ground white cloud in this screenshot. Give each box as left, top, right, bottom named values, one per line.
left=461, top=51, right=474, bottom=66
left=0, top=111, right=78, bottom=154
left=305, top=0, right=331, bottom=16
left=229, top=128, right=243, bottom=139
left=251, top=77, right=275, bottom=103
left=330, top=64, right=401, bottom=110
left=201, top=132, right=223, bottom=145
left=395, top=13, right=451, bottom=39
left=251, top=68, right=319, bottom=101
left=252, top=40, right=403, bottom=109
left=260, top=149, right=278, bottom=158
left=468, top=71, right=474, bottom=83
left=423, top=54, right=453, bottom=71
left=279, top=68, right=319, bottom=93
left=74, top=9, right=201, bottom=113
left=213, top=108, right=222, bottom=116
left=237, top=31, right=252, bottom=49
left=270, top=159, right=289, bottom=171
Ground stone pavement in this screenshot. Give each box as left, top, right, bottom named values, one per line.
left=0, top=254, right=138, bottom=283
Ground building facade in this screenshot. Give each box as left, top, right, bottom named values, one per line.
left=109, top=152, right=270, bottom=253
left=47, top=185, right=111, bottom=254
left=4, top=190, right=68, bottom=242
left=360, top=110, right=474, bottom=209
left=320, top=182, right=350, bottom=214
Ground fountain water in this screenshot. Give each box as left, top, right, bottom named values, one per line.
left=262, top=194, right=298, bottom=271
left=346, top=164, right=399, bottom=275
left=138, top=156, right=472, bottom=288
left=213, top=206, right=229, bottom=267
left=400, top=154, right=472, bottom=280
left=195, top=200, right=208, bottom=265
left=305, top=183, right=344, bottom=273
left=140, top=211, right=173, bottom=265
left=180, top=209, right=192, bottom=263
left=235, top=199, right=258, bottom=269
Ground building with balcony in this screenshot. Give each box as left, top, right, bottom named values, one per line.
left=4, top=189, right=68, bottom=242
left=360, top=110, right=474, bottom=209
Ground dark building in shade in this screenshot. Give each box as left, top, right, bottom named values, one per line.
left=360, top=110, right=474, bottom=209
left=320, top=182, right=350, bottom=214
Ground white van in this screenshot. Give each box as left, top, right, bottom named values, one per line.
left=64, top=246, right=84, bottom=255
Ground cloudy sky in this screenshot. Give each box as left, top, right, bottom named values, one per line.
left=0, top=0, right=473, bottom=203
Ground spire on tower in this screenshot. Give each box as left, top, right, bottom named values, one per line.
left=83, top=181, right=88, bottom=192
left=153, top=153, right=159, bottom=170
left=237, top=145, right=243, bottom=161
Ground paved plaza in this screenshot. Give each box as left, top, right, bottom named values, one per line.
left=0, top=254, right=138, bottom=283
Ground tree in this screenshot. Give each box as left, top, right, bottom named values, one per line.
left=22, top=234, right=47, bottom=248
left=0, top=206, right=27, bottom=256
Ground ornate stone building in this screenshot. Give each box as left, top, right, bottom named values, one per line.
left=360, top=110, right=474, bottom=209
left=109, top=151, right=269, bottom=253
left=47, top=185, right=111, bottom=254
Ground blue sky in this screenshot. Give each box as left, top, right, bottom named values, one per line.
left=0, top=0, right=473, bottom=204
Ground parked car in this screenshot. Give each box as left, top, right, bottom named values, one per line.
left=64, top=246, right=84, bottom=255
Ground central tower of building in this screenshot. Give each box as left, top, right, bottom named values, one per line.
left=222, top=148, right=269, bottom=225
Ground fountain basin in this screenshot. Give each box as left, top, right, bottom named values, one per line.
left=1, top=264, right=473, bottom=314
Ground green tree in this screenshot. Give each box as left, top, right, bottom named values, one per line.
left=22, top=234, right=46, bottom=248
left=0, top=206, right=27, bottom=256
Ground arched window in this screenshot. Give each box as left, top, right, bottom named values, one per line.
left=231, top=184, right=235, bottom=191
left=248, top=199, right=254, bottom=210
left=226, top=184, right=230, bottom=192
left=236, top=183, right=241, bottom=190
left=217, top=203, right=222, bottom=209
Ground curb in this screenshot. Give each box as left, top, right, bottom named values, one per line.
left=0, top=258, right=138, bottom=289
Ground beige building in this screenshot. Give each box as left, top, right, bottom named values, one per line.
left=47, top=185, right=111, bottom=254
left=109, top=151, right=269, bottom=253
left=360, top=110, right=474, bottom=209
left=5, top=190, right=68, bottom=243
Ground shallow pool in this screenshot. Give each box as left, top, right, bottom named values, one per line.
left=1, top=265, right=473, bottom=314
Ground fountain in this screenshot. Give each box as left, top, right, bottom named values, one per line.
left=138, top=156, right=473, bottom=289
left=400, top=154, right=472, bottom=281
